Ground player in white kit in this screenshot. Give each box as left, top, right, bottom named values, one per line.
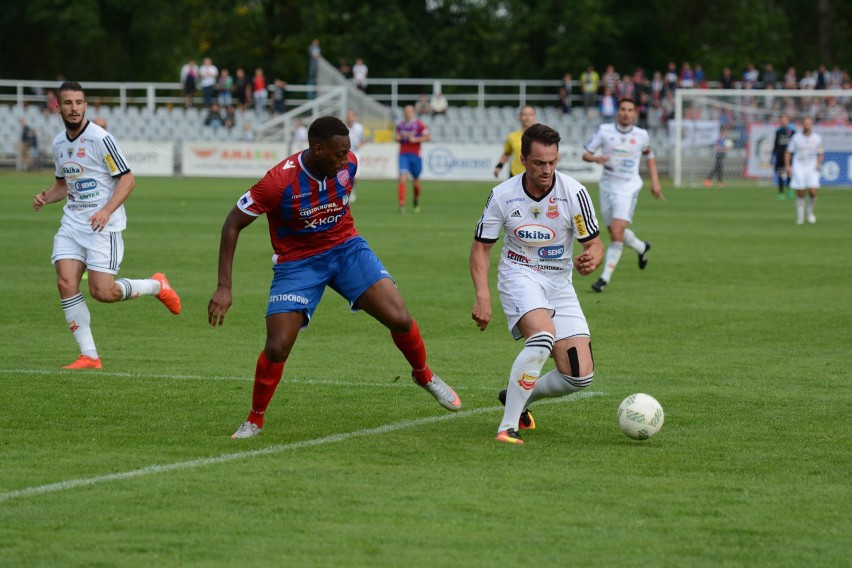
left=32, top=82, right=181, bottom=369
left=346, top=109, right=365, bottom=203
left=582, top=98, right=664, bottom=292
left=470, top=124, right=604, bottom=444
left=784, top=116, right=824, bottom=225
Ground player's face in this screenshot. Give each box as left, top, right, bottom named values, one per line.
left=315, top=135, right=351, bottom=177
left=520, top=107, right=536, bottom=128
left=59, top=90, right=87, bottom=130
left=521, top=141, right=559, bottom=193
left=616, top=102, right=636, bottom=127
left=404, top=105, right=415, bottom=121
left=802, top=117, right=813, bottom=134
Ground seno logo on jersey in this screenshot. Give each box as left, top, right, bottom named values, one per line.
left=73, top=179, right=98, bottom=193
left=538, top=245, right=565, bottom=259
left=62, top=162, right=84, bottom=179
left=514, top=224, right=555, bottom=245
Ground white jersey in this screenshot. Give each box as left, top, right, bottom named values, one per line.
left=52, top=120, right=131, bottom=232
left=475, top=171, right=599, bottom=282
left=584, top=123, right=654, bottom=188
left=787, top=131, right=823, bottom=170
left=348, top=121, right=365, bottom=150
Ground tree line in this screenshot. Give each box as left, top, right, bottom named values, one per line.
left=1, top=0, right=847, bottom=86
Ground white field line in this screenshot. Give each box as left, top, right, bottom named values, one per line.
left=0, top=368, right=498, bottom=391
left=0, top=391, right=605, bottom=503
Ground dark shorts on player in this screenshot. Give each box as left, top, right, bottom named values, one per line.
left=266, top=236, right=392, bottom=324
left=774, top=151, right=787, bottom=172
left=399, top=152, right=423, bottom=179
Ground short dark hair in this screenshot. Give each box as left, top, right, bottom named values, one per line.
left=521, top=123, right=561, bottom=157
left=308, top=116, right=349, bottom=145
left=618, top=97, right=637, bottom=108
left=58, top=81, right=84, bottom=97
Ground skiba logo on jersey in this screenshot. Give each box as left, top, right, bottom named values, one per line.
left=514, top=224, right=555, bottom=245
left=62, top=162, right=84, bottom=179
left=538, top=245, right=565, bottom=259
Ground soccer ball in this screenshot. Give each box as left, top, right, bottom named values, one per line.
left=723, top=138, right=734, bottom=149
left=617, top=393, right=664, bottom=440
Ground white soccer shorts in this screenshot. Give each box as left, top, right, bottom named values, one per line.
left=51, top=224, right=124, bottom=275
left=497, top=268, right=590, bottom=341
left=790, top=168, right=820, bottom=190
left=598, top=178, right=642, bottom=225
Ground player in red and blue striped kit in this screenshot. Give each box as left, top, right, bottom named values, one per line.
left=208, top=116, right=461, bottom=439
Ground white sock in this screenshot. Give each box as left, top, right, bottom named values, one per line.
left=806, top=195, right=817, bottom=216
left=600, top=242, right=623, bottom=282
left=115, top=278, right=160, bottom=300
left=622, top=229, right=645, bottom=253
left=499, top=332, right=554, bottom=433
left=527, top=369, right=594, bottom=405
left=796, top=197, right=805, bottom=221
left=61, top=293, right=98, bottom=359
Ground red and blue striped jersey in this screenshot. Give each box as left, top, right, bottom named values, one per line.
left=237, top=150, right=358, bottom=263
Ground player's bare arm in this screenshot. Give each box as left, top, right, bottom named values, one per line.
left=574, top=236, right=604, bottom=276
left=32, top=178, right=69, bottom=211
left=581, top=151, right=608, bottom=166
left=208, top=206, right=256, bottom=328
left=469, top=240, right=494, bottom=331
left=88, top=172, right=135, bottom=232
left=646, top=157, right=665, bottom=201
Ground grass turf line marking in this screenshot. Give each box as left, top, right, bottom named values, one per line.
left=0, top=391, right=604, bottom=503
left=0, top=368, right=499, bottom=391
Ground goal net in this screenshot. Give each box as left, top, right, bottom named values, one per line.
left=672, top=88, right=851, bottom=188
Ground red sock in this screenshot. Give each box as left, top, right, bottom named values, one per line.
left=397, top=182, right=406, bottom=206
left=247, top=350, right=285, bottom=428
left=391, top=318, right=432, bottom=385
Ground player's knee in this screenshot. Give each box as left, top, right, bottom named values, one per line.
left=89, top=282, right=119, bottom=303
left=525, top=332, right=555, bottom=365
left=566, top=345, right=594, bottom=377
left=263, top=342, right=292, bottom=363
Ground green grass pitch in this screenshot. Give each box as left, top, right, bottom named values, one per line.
left=1, top=171, right=849, bottom=566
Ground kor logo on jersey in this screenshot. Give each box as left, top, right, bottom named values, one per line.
left=304, top=213, right=343, bottom=229
left=514, top=224, right=556, bottom=245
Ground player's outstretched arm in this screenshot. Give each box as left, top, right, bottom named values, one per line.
left=469, top=240, right=494, bottom=331
left=574, top=236, right=604, bottom=276
left=646, top=157, right=665, bottom=201
left=208, top=206, right=256, bottom=328
left=32, top=179, right=68, bottom=211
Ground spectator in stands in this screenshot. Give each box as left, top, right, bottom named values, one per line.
left=679, top=62, right=695, bottom=88
left=204, top=103, right=225, bottom=132
left=560, top=74, right=573, bottom=113
left=632, top=67, right=646, bottom=90
left=828, top=65, right=844, bottom=89
left=800, top=70, right=817, bottom=90
left=637, top=92, right=650, bottom=129
left=762, top=63, right=777, bottom=88
left=603, top=64, right=620, bottom=95
left=430, top=91, right=448, bottom=116
left=224, top=105, right=236, bottom=131
left=180, top=59, right=198, bottom=108
left=743, top=63, right=759, bottom=84
left=44, top=90, right=59, bottom=114
left=664, top=62, right=678, bottom=93
left=232, top=68, right=250, bottom=111
left=19, top=117, right=39, bottom=170
left=307, top=38, right=321, bottom=99
left=580, top=65, right=599, bottom=116
left=650, top=71, right=664, bottom=102
left=617, top=74, right=636, bottom=101
left=815, top=64, right=829, bottom=89
left=694, top=64, right=706, bottom=87
left=199, top=57, right=218, bottom=109
left=217, top=68, right=233, bottom=108
left=269, top=79, right=288, bottom=115
left=600, top=87, right=616, bottom=123
left=337, top=59, right=351, bottom=78
left=252, top=68, right=268, bottom=116
left=352, top=57, right=368, bottom=92
left=415, top=94, right=431, bottom=116
left=783, top=67, right=798, bottom=89
left=92, top=118, right=108, bottom=130
left=720, top=67, right=734, bottom=89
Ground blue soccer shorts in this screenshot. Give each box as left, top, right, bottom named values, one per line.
left=266, top=236, right=392, bottom=325
left=398, top=152, right=423, bottom=179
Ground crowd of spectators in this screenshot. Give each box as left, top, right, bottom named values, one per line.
left=562, top=61, right=850, bottom=127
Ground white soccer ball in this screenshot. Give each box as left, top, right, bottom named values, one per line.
left=723, top=138, right=734, bottom=149
left=617, top=393, right=664, bottom=440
